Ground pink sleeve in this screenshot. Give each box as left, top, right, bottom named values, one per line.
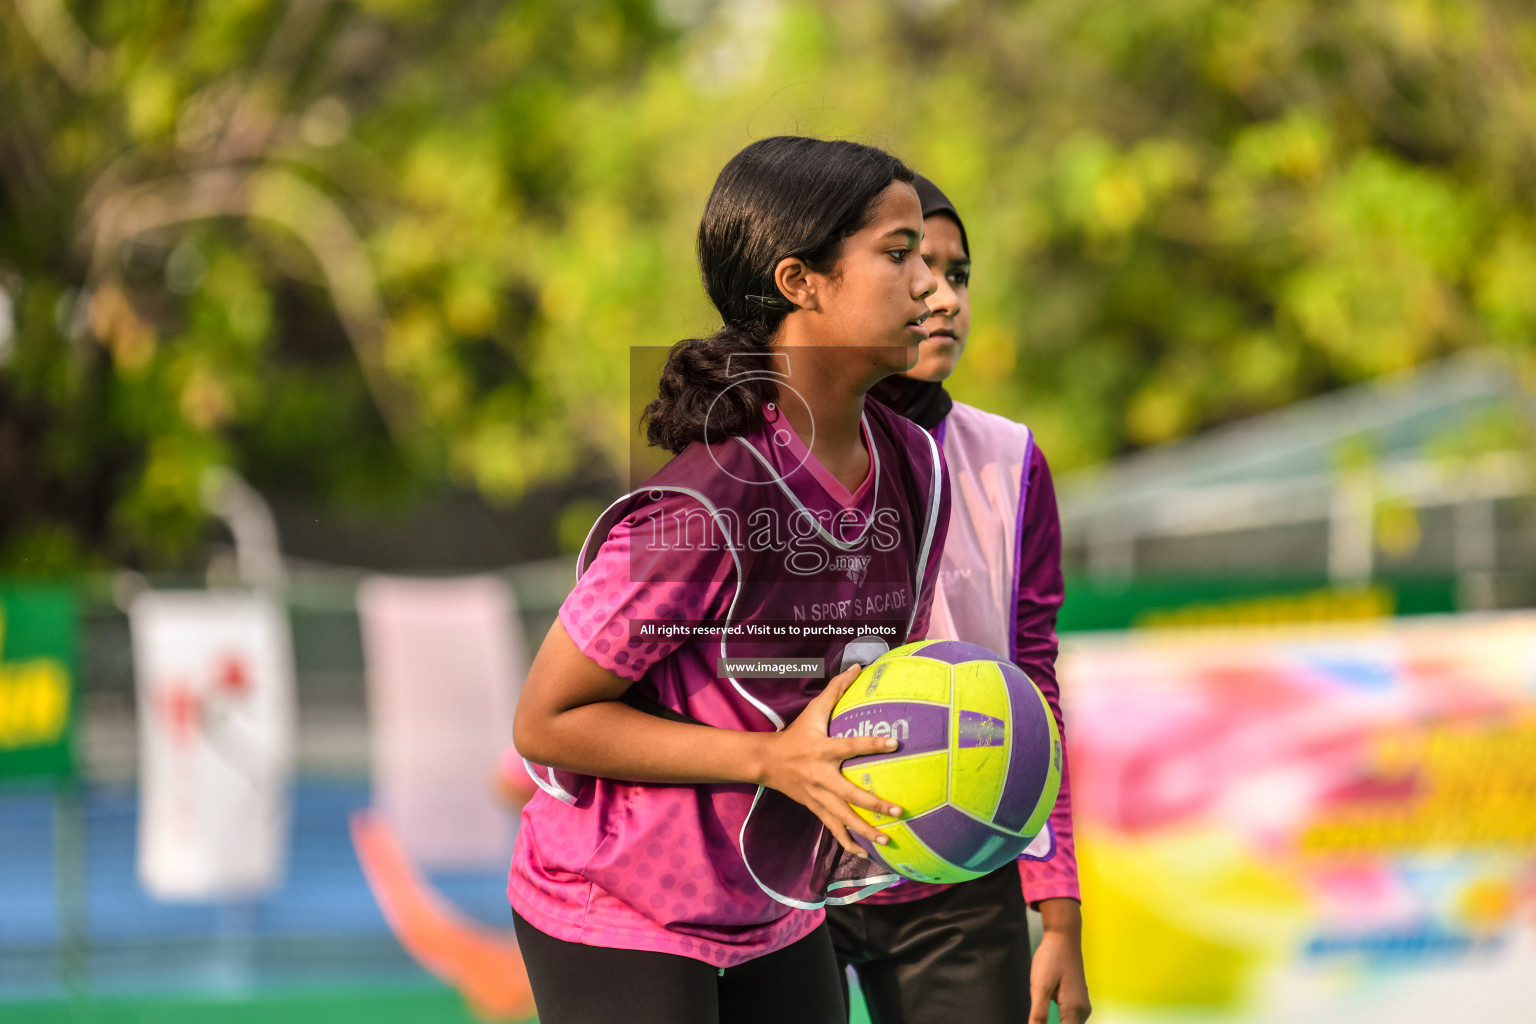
left=907, top=441, right=951, bottom=642
left=1013, top=447, right=1080, bottom=905
left=558, top=494, right=737, bottom=682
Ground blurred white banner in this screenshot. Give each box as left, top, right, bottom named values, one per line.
left=358, top=575, right=525, bottom=870
left=132, top=591, right=295, bottom=900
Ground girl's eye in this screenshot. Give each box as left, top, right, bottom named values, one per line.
left=889, top=248, right=911, bottom=263
left=948, top=269, right=970, bottom=287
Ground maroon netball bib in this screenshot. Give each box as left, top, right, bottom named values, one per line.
left=527, top=400, right=945, bottom=907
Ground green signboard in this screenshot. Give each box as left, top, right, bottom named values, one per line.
left=0, top=584, right=78, bottom=780
left=1058, top=576, right=1460, bottom=634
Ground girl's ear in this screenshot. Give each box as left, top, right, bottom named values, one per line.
left=774, top=256, right=822, bottom=313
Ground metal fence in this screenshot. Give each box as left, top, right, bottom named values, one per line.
left=2, top=557, right=573, bottom=1011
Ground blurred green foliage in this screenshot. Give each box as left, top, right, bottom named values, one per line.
left=2, top=0, right=1534, bottom=570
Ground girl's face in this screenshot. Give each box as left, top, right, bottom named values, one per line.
left=783, top=181, right=938, bottom=374
left=903, top=214, right=970, bottom=382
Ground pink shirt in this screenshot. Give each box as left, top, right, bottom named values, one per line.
left=1009, top=447, right=1078, bottom=904
left=507, top=405, right=945, bottom=966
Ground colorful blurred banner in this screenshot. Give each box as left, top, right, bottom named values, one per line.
left=1064, top=613, right=1536, bottom=1023
left=0, top=585, right=78, bottom=781
left=131, top=591, right=296, bottom=900
left=357, top=576, right=525, bottom=870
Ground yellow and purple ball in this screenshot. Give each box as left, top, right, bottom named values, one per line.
left=831, top=639, right=1062, bottom=884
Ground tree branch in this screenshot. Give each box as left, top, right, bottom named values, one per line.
left=83, top=165, right=415, bottom=441
left=11, top=0, right=107, bottom=94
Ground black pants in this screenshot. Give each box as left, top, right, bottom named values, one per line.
left=827, top=861, right=1033, bottom=1024
left=511, top=909, right=847, bottom=1024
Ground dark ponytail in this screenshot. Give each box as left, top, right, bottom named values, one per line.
left=644, top=137, right=915, bottom=454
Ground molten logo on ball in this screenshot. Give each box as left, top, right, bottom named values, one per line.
left=832, top=716, right=911, bottom=743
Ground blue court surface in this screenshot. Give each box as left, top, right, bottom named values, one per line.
left=0, top=779, right=911, bottom=1023
left=0, top=779, right=516, bottom=1020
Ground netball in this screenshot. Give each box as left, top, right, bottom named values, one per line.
left=831, top=640, right=1063, bottom=885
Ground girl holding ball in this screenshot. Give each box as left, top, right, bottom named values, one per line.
left=509, top=137, right=952, bottom=1024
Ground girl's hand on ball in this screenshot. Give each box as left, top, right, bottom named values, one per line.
left=760, top=663, right=904, bottom=858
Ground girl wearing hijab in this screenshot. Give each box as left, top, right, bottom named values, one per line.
left=508, top=137, right=951, bottom=1024
left=828, top=176, right=1091, bottom=1024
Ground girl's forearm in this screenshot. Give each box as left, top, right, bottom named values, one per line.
left=517, top=698, right=773, bottom=787
left=1038, top=896, right=1082, bottom=934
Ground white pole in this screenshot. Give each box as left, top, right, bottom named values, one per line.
left=1328, top=472, right=1373, bottom=584
left=201, top=467, right=287, bottom=594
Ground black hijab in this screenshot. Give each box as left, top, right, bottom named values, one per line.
left=867, top=174, right=967, bottom=430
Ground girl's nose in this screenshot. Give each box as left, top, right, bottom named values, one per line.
left=914, top=260, right=938, bottom=300
left=928, top=279, right=958, bottom=316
